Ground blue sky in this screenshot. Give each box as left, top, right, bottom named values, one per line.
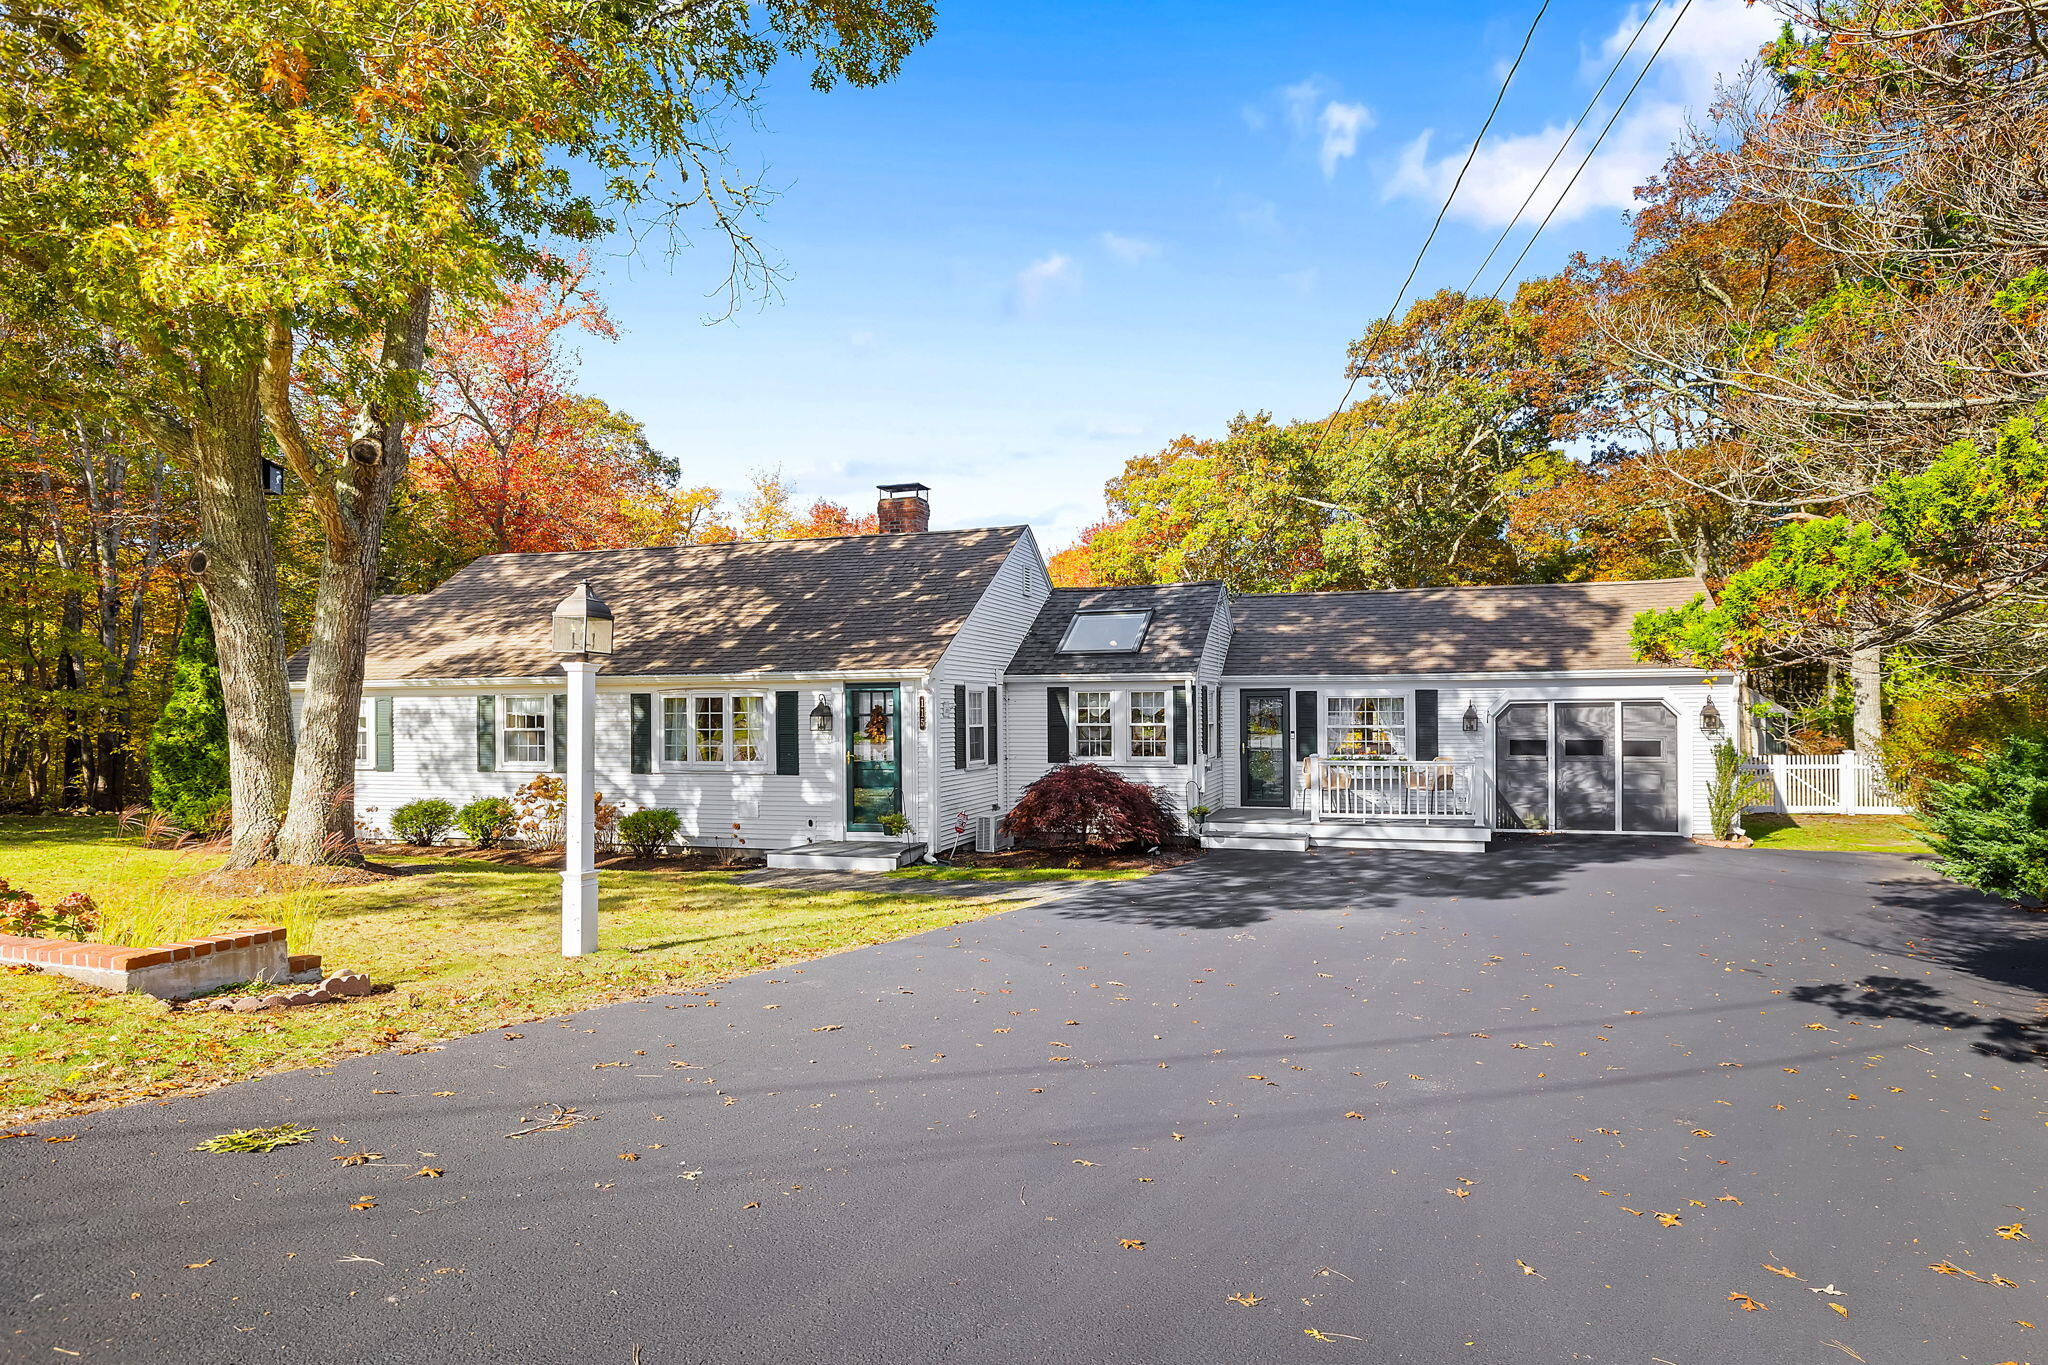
left=583, top=0, right=1780, bottom=550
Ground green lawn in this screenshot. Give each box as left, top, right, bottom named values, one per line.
left=0, top=817, right=1003, bottom=1122
left=1743, top=812, right=1924, bottom=853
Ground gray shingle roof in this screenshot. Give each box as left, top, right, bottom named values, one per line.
left=1007, top=582, right=1227, bottom=676
left=293, top=527, right=1028, bottom=682
left=1223, top=577, right=1710, bottom=676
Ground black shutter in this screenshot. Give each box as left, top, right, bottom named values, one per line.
left=775, top=691, right=800, bottom=775
left=476, top=695, right=495, bottom=772
left=986, top=685, right=999, bottom=764
left=1295, top=690, right=1318, bottom=760
left=1413, top=689, right=1440, bottom=761
left=1047, top=686, right=1071, bottom=763
left=1199, top=685, right=1210, bottom=757
left=1172, top=685, right=1189, bottom=764
left=374, top=697, right=394, bottom=771
left=552, top=693, right=568, bottom=772
left=953, top=684, right=968, bottom=770
left=630, top=693, right=653, bottom=774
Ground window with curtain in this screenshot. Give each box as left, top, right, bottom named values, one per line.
left=1129, top=690, right=1168, bottom=759
left=1075, top=690, right=1113, bottom=758
left=1325, top=696, right=1406, bottom=758
left=501, top=695, right=549, bottom=766
left=355, top=708, right=371, bottom=766
left=663, top=693, right=767, bottom=765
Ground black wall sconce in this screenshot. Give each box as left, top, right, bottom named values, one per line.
left=1461, top=701, right=1480, bottom=732
left=810, top=698, right=834, bottom=734
left=1699, top=697, right=1723, bottom=735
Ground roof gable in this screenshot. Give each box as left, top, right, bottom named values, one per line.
left=299, top=526, right=1029, bottom=682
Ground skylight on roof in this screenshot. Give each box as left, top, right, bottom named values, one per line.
left=1057, top=609, right=1151, bottom=653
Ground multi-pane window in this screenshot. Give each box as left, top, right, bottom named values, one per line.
left=966, top=688, right=987, bottom=764
left=1075, top=691, right=1114, bottom=758
left=664, top=693, right=767, bottom=765
left=1129, top=690, right=1168, bottom=759
left=355, top=708, right=371, bottom=766
left=1325, top=696, right=1406, bottom=759
left=501, top=696, right=550, bottom=766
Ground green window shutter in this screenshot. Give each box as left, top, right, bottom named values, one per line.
left=374, top=697, right=394, bottom=772
left=1172, top=685, right=1189, bottom=765
left=953, top=684, right=968, bottom=770
left=774, top=691, right=800, bottom=775
left=552, top=693, right=568, bottom=772
left=1047, top=687, right=1070, bottom=763
left=1295, top=690, right=1318, bottom=761
left=985, top=685, right=999, bottom=765
left=476, top=695, right=496, bottom=772
left=630, top=693, right=652, bottom=774
left=1413, top=689, right=1439, bottom=761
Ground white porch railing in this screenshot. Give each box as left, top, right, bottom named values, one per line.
left=1307, top=757, right=1481, bottom=822
left=1739, top=752, right=1908, bottom=815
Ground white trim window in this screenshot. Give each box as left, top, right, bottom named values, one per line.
left=355, top=706, right=372, bottom=768
left=500, top=695, right=551, bottom=768
left=1129, top=689, right=1169, bottom=760
left=1326, top=695, right=1406, bottom=759
left=663, top=692, right=768, bottom=767
left=1074, top=690, right=1114, bottom=758
left=966, top=687, right=988, bottom=765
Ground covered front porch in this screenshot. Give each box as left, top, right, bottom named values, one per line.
left=1201, top=757, right=1493, bottom=854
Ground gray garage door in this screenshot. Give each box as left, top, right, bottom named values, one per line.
left=1492, top=700, right=1681, bottom=833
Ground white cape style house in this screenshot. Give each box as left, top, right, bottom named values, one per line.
left=296, top=484, right=1738, bottom=863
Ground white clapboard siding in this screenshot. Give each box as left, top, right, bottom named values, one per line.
left=930, top=532, right=1052, bottom=850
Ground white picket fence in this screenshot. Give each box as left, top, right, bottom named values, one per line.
left=1740, top=752, right=1908, bottom=815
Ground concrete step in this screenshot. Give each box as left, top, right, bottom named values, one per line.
left=764, top=840, right=926, bottom=873
left=1201, top=833, right=1310, bottom=853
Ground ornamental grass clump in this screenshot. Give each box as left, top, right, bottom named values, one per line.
left=1001, top=763, right=1179, bottom=851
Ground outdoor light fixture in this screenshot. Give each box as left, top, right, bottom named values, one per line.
left=810, top=698, right=834, bottom=734
left=1699, top=697, right=1723, bottom=735
left=259, top=457, right=286, bottom=496
left=550, top=580, right=615, bottom=656
left=1462, top=701, right=1480, bottom=732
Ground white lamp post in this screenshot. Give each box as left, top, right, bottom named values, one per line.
left=552, top=580, right=615, bottom=957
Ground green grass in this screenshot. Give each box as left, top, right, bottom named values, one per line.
left=883, top=864, right=1148, bottom=882
left=1744, top=812, right=1924, bottom=853
left=0, top=817, right=1003, bottom=1121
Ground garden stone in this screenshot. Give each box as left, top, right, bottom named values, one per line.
left=259, top=994, right=289, bottom=1009
left=309, top=989, right=334, bottom=1004
left=232, top=998, right=265, bottom=1014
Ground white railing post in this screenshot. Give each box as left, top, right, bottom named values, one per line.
left=1839, top=751, right=1857, bottom=815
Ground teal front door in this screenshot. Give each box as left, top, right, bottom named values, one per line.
left=1241, top=689, right=1291, bottom=807
left=845, top=685, right=903, bottom=832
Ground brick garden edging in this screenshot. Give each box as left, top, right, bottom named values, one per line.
left=0, top=926, right=290, bottom=999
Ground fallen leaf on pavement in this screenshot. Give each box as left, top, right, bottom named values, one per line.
left=1762, top=1264, right=1802, bottom=1280
left=1728, top=1292, right=1767, bottom=1311
left=1228, top=1293, right=1261, bottom=1306
left=1517, top=1260, right=1545, bottom=1279
left=409, top=1168, right=444, bottom=1178
left=185, top=1260, right=213, bottom=1269
left=1119, top=1239, right=1145, bottom=1249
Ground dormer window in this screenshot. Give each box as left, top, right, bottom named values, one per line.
left=1057, top=609, right=1151, bottom=653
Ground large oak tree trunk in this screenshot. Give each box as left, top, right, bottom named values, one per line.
left=275, top=290, right=432, bottom=865
left=188, top=360, right=293, bottom=867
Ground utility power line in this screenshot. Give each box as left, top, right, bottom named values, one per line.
left=1486, top=0, right=1697, bottom=300
left=1305, top=0, right=1552, bottom=455
left=1461, top=0, right=1667, bottom=296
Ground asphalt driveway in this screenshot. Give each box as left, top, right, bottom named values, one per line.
left=5, top=839, right=2045, bottom=1364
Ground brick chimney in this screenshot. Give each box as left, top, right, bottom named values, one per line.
left=876, top=482, right=931, bottom=534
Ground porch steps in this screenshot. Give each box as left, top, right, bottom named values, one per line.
left=764, top=840, right=926, bottom=873
left=1201, top=811, right=1489, bottom=856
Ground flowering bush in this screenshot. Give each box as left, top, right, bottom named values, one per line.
left=513, top=775, right=622, bottom=851
left=1000, top=763, right=1179, bottom=851
left=0, top=882, right=99, bottom=941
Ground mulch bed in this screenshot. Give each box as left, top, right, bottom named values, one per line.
left=357, top=842, right=767, bottom=873
left=936, top=846, right=1201, bottom=874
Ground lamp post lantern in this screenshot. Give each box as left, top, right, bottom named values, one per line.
left=553, top=581, right=615, bottom=957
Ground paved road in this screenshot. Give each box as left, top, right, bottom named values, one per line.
left=6, top=840, right=2045, bottom=1364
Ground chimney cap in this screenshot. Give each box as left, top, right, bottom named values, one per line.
left=877, top=482, right=930, bottom=497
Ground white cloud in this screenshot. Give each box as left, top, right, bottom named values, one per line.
left=1266, top=76, right=1377, bottom=179
left=1013, top=252, right=1077, bottom=314
left=1099, top=231, right=1160, bottom=264
left=1316, top=100, right=1374, bottom=178
left=1385, top=0, right=1780, bottom=229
